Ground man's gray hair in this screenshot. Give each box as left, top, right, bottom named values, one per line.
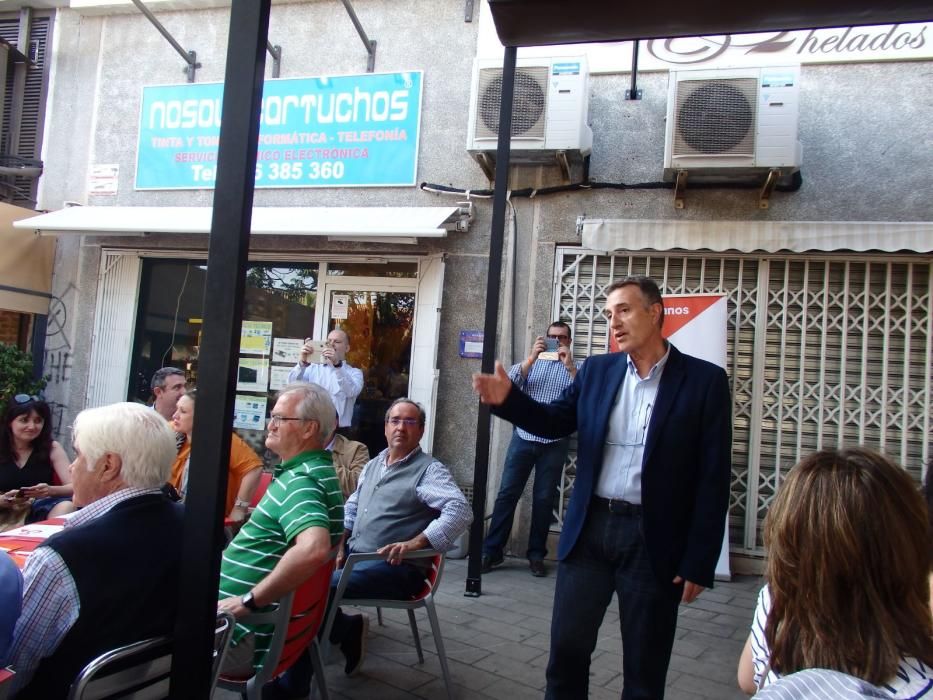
left=605, top=275, right=665, bottom=328
left=384, top=398, right=427, bottom=427
left=72, top=402, right=177, bottom=488
left=279, top=383, right=337, bottom=438
left=150, top=366, right=185, bottom=391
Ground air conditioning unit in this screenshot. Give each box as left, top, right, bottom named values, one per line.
left=663, top=65, right=802, bottom=178
left=467, top=56, right=593, bottom=180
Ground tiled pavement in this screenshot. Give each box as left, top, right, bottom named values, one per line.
left=217, top=556, right=762, bottom=700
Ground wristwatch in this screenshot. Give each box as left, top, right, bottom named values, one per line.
left=241, top=591, right=259, bottom=611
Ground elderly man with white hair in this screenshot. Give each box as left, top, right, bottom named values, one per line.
left=8, top=402, right=182, bottom=699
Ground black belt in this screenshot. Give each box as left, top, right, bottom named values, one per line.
left=592, top=495, right=643, bottom=516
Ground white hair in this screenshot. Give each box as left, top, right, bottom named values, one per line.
left=72, top=402, right=176, bottom=488
left=279, top=383, right=337, bottom=440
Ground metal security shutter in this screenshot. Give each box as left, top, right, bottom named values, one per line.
left=554, top=248, right=932, bottom=559
left=0, top=13, right=51, bottom=207
left=86, top=253, right=142, bottom=408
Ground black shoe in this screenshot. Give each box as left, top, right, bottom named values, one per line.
left=341, top=614, right=369, bottom=676
left=481, top=553, right=504, bottom=573
left=529, top=559, right=547, bottom=577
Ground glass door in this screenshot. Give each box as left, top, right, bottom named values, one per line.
left=321, top=284, right=416, bottom=458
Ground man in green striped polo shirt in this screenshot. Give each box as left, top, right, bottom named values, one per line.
left=218, top=382, right=345, bottom=679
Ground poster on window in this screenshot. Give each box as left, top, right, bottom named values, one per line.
left=272, top=337, right=303, bottom=364
left=234, top=394, right=267, bottom=430
left=236, top=357, right=270, bottom=392
left=269, top=365, right=293, bottom=392
left=240, top=321, right=273, bottom=356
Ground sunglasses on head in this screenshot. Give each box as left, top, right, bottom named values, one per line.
left=12, top=394, right=39, bottom=405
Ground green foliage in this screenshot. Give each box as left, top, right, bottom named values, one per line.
left=0, top=343, right=47, bottom=404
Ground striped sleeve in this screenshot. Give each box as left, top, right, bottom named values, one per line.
left=278, top=468, right=335, bottom=542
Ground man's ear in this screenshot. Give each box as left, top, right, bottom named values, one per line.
left=99, top=452, right=124, bottom=482
left=300, top=419, right=320, bottom=442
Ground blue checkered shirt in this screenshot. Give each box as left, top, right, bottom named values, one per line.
left=508, top=358, right=581, bottom=443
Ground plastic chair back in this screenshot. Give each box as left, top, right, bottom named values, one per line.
left=217, top=548, right=337, bottom=700
left=274, top=554, right=335, bottom=675
left=250, top=471, right=274, bottom=508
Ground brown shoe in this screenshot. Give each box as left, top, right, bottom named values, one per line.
left=529, top=559, right=547, bottom=577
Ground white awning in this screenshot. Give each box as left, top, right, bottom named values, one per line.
left=13, top=205, right=472, bottom=243
left=579, top=218, right=933, bottom=254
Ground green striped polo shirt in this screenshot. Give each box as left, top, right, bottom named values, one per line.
left=218, top=449, right=344, bottom=670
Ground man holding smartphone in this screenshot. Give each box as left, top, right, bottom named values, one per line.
left=287, top=328, right=364, bottom=434
left=482, top=321, right=580, bottom=577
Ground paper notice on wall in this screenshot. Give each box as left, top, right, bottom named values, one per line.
left=331, top=294, right=349, bottom=320
left=269, top=365, right=293, bottom=391
left=234, top=394, right=267, bottom=431
left=236, top=357, right=269, bottom=392
left=89, top=164, right=119, bottom=195
left=272, top=337, right=304, bottom=364
left=240, top=321, right=273, bottom=355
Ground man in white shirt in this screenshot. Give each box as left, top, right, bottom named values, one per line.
left=150, top=367, right=186, bottom=421
left=287, top=329, right=363, bottom=433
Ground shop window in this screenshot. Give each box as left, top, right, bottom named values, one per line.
left=127, top=258, right=418, bottom=459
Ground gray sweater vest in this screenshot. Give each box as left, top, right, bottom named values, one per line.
left=349, top=449, right=437, bottom=554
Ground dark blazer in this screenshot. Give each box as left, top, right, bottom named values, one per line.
left=492, top=344, right=732, bottom=588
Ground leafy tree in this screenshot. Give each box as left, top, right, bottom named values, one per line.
left=0, top=343, right=47, bottom=404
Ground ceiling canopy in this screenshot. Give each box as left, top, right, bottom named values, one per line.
left=486, top=0, right=933, bottom=46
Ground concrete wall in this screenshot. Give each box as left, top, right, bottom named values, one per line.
left=30, top=0, right=933, bottom=555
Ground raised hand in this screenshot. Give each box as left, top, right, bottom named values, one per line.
left=472, top=361, right=512, bottom=406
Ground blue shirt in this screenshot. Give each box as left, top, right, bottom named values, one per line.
left=0, top=551, right=23, bottom=665
left=508, top=358, right=581, bottom=444
left=595, top=347, right=671, bottom=503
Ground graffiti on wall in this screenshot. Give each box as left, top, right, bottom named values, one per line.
left=44, top=283, right=75, bottom=388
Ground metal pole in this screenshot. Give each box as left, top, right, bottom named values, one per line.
left=626, top=40, right=642, bottom=100
left=338, top=0, right=374, bottom=53
left=130, top=0, right=197, bottom=67
left=465, top=45, right=516, bottom=597
left=338, top=0, right=377, bottom=70
left=168, top=0, right=269, bottom=694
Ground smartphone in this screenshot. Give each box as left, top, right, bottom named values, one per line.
left=301, top=339, right=327, bottom=364
left=539, top=337, right=561, bottom=361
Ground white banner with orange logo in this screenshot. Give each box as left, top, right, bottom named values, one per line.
left=664, top=294, right=731, bottom=581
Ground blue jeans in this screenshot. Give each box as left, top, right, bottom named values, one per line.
left=483, top=432, right=569, bottom=561
left=545, top=506, right=683, bottom=700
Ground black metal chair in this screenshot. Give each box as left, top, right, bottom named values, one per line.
left=67, top=611, right=235, bottom=700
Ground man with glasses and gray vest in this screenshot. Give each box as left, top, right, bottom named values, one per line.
left=328, top=398, right=472, bottom=675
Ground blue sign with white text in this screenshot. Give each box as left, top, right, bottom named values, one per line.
left=135, top=71, right=423, bottom=189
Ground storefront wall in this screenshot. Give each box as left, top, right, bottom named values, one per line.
left=31, top=1, right=933, bottom=563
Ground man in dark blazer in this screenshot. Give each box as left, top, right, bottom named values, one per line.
left=473, top=276, right=732, bottom=700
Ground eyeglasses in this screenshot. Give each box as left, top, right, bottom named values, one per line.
left=547, top=333, right=570, bottom=341
left=12, top=394, right=39, bottom=405
left=386, top=417, right=420, bottom=427
left=267, top=415, right=308, bottom=427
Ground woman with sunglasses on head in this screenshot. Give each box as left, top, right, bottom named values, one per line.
left=168, top=389, right=264, bottom=523
left=0, top=394, right=74, bottom=523
left=737, top=447, right=933, bottom=697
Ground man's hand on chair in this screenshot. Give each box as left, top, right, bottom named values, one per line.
left=218, top=596, right=250, bottom=619
left=377, top=533, right=430, bottom=566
